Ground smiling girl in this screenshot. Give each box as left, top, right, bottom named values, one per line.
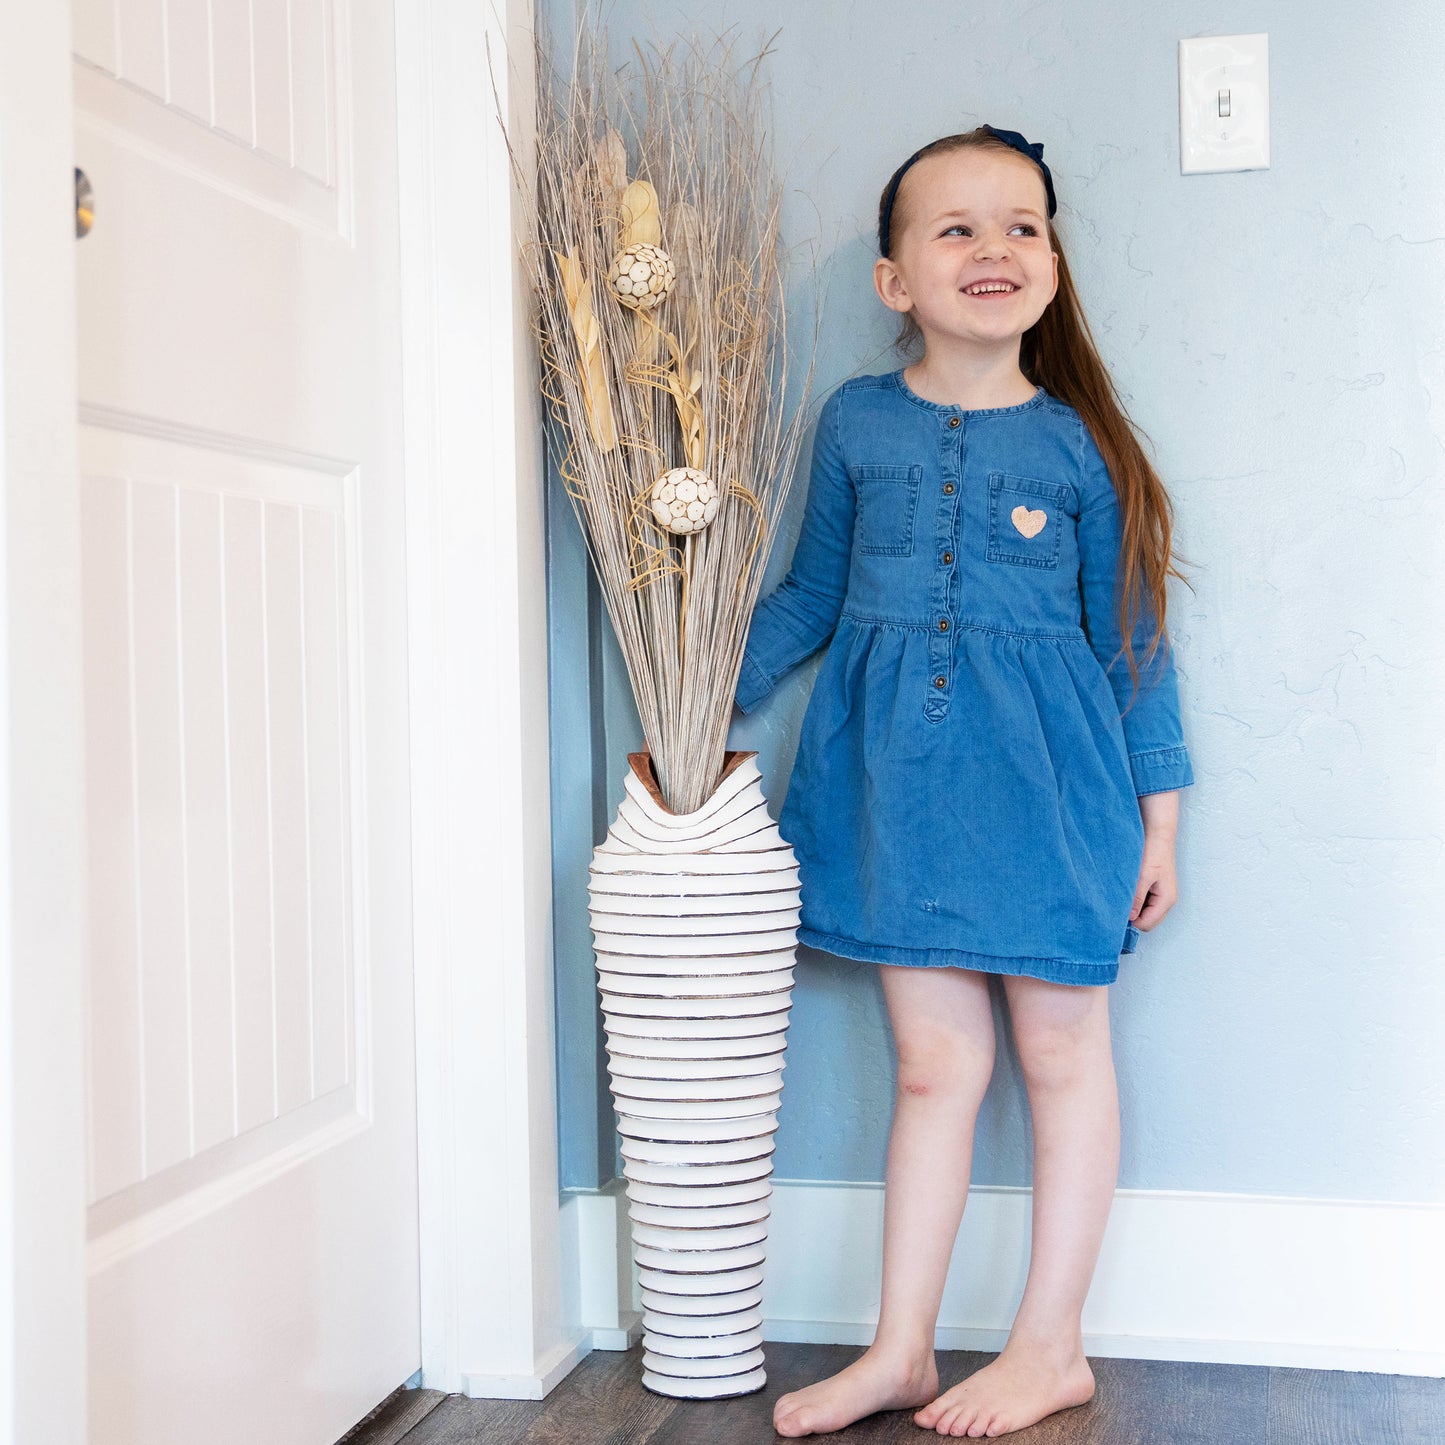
left=732, top=125, right=1196, bottom=1438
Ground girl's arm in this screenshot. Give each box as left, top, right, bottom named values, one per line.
left=1076, top=428, right=1195, bottom=798
left=1138, top=788, right=1179, bottom=840
left=734, top=387, right=855, bottom=713
left=1134, top=789, right=1181, bottom=927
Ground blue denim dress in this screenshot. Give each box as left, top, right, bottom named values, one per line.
left=734, top=369, right=1195, bottom=986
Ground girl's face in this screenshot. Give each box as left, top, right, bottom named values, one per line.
left=873, top=147, right=1059, bottom=356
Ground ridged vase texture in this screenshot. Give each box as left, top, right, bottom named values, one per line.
left=588, top=748, right=800, bottom=1399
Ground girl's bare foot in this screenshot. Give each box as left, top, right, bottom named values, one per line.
left=772, top=1345, right=939, bottom=1437
left=912, top=1339, right=1095, bottom=1437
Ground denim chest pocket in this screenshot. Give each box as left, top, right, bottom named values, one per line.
left=986, top=473, right=1070, bottom=568
left=852, top=463, right=922, bottom=556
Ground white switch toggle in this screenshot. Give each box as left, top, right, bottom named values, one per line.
left=1179, top=33, right=1269, bottom=174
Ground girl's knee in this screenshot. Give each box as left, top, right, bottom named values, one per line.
left=1010, top=1005, right=1111, bottom=1085
left=895, top=1029, right=996, bottom=1097
left=882, top=964, right=998, bottom=1094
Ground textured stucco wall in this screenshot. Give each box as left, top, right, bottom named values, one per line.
left=548, top=0, right=1445, bottom=1199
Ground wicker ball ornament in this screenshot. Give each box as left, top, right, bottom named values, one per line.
left=607, top=242, right=676, bottom=311
left=649, top=467, right=720, bottom=536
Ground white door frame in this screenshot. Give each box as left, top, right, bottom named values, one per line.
left=397, top=0, right=585, bottom=1398
left=0, top=5, right=88, bottom=1444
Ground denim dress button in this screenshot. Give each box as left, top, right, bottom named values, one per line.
left=948, top=416, right=961, bottom=428
left=934, top=675, right=946, bottom=688
left=943, top=482, right=955, bottom=494
left=937, top=618, right=949, bottom=631
left=943, top=551, right=953, bottom=564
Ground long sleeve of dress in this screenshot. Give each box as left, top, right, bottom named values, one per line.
left=1076, top=429, right=1195, bottom=796
left=734, top=388, right=854, bottom=713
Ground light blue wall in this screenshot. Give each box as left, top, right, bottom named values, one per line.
left=546, top=423, right=613, bottom=1190
left=548, top=0, right=1445, bottom=1200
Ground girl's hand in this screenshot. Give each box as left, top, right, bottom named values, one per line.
left=1132, top=790, right=1180, bottom=930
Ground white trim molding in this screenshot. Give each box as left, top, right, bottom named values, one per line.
left=723, top=1180, right=1444, bottom=1376
left=0, top=6, right=88, bottom=1443
left=562, top=1179, right=644, bottom=1354
left=399, top=0, right=579, bottom=1398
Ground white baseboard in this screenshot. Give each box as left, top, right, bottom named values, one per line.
left=460, top=1328, right=594, bottom=1400
left=563, top=1178, right=1445, bottom=1378
left=758, top=1320, right=1442, bottom=1377
left=588, top=1311, right=645, bottom=1352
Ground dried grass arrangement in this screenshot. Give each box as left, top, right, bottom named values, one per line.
left=493, top=12, right=821, bottom=815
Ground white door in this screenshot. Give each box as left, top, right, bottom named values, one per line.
left=71, top=3, right=420, bottom=1441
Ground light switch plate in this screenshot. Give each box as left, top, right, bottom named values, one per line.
left=1179, top=33, right=1270, bottom=174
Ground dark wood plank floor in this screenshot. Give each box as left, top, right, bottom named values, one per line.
left=338, top=1342, right=1445, bottom=1444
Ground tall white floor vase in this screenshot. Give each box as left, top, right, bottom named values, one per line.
left=588, top=748, right=801, bottom=1399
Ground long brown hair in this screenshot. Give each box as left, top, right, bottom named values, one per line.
left=880, top=128, right=1194, bottom=711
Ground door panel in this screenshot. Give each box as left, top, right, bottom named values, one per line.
left=73, top=1, right=419, bottom=1439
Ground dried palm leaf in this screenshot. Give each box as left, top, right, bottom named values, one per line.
left=553, top=247, right=618, bottom=451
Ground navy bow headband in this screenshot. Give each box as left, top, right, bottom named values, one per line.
left=877, top=123, right=1057, bottom=257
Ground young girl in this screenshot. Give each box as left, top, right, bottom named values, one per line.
left=731, top=125, right=1195, bottom=1438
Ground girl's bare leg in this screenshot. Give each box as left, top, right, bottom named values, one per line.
left=914, top=975, right=1115, bottom=1438
left=773, top=963, right=996, bottom=1438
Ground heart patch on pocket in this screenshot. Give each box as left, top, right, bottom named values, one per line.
left=1011, top=505, right=1047, bottom=538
